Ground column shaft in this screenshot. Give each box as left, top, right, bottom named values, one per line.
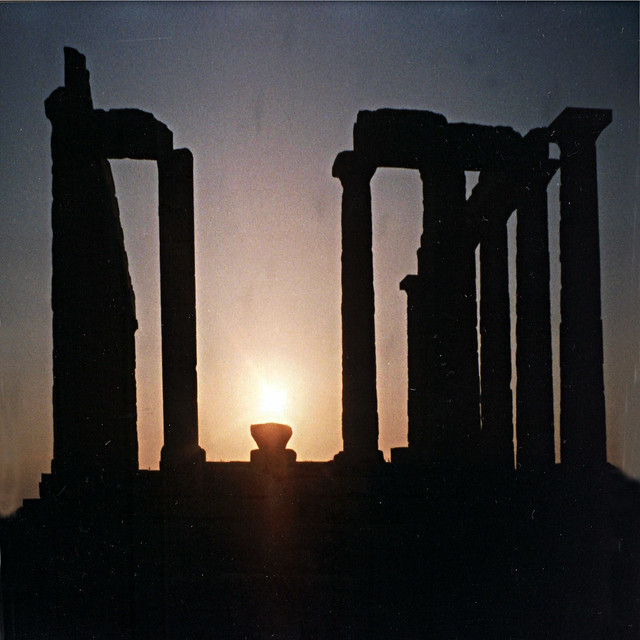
left=158, top=148, right=204, bottom=469
left=418, top=165, right=480, bottom=465
left=400, top=275, right=429, bottom=459
left=333, top=151, right=382, bottom=463
left=515, top=173, right=555, bottom=469
left=480, top=218, right=514, bottom=469
left=550, top=108, right=611, bottom=468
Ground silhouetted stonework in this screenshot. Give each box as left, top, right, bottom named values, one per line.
left=44, top=48, right=204, bottom=481
left=335, top=108, right=609, bottom=471
left=45, top=48, right=143, bottom=480
left=1, top=50, right=639, bottom=640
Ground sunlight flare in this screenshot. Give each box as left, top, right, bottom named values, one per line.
left=259, top=382, right=288, bottom=422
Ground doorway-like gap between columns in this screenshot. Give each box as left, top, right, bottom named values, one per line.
left=547, top=145, right=562, bottom=463
left=371, top=168, right=423, bottom=458
left=111, top=159, right=163, bottom=471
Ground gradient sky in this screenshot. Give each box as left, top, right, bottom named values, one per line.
left=0, top=2, right=638, bottom=514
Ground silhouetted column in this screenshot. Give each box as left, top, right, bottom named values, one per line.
left=515, top=153, right=557, bottom=470
left=480, top=216, right=514, bottom=469
left=46, top=47, right=138, bottom=480
left=400, top=273, right=429, bottom=460
left=415, top=163, right=480, bottom=465
left=158, top=149, right=205, bottom=470
left=332, top=151, right=383, bottom=465
left=550, top=108, right=611, bottom=468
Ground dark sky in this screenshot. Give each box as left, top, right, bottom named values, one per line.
left=0, top=2, right=638, bottom=514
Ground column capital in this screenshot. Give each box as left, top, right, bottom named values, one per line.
left=332, top=151, right=376, bottom=184
left=549, top=107, right=612, bottom=150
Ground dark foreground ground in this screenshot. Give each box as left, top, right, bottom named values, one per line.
left=2, top=460, right=639, bottom=640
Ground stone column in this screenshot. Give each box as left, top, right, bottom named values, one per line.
left=515, top=151, right=558, bottom=470
left=158, top=149, right=205, bottom=470
left=417, top=163, right=481, bottom=465
left=400, top=273, right=429, bottom=460
left=480, top=216, right=514, bottom=469
left=549, top=108, right=611, bottom=468
left=46, top=47, right=139, bottom=481
left=332, top=151, right=383, bottom=465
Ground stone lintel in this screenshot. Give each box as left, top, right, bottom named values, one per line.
left=445, top=123, right=523, bottom=171
left=353, top=109, right=524, bottom=171
left=549, top=107, right=612, bottom=148
left=354, top=109, right=447, bottom=168
left=94, top=109, right=174, bottom=160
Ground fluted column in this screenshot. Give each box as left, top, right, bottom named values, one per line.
left=158, top=148, right=205, bottom=470
left=333, top=151, right=383, bottom=465
left=515, top=151, right=558, bottom=470
left=550, top=108, right=611, bottom=468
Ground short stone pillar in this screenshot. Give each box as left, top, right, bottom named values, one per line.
left=515, top=149, right=558, bottom=470
left=332, top=151, right=383, bottom=465
left=250, top=423, right=297, bottom=472
left=550, top=108, right=611, bottom=468
left=158, top=149, right=205, bottom=470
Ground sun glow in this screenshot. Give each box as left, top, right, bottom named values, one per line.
left=259, top=383, right=288, bottom=422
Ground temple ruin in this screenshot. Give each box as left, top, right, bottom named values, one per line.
left=45, top=48, right=204, bottom=483
left=44, top=48, right=611, bottom=483
left=334, top=107, right=610, bottom=471
left=1, top=48, right=638, bottom=640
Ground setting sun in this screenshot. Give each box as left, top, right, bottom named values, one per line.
left=259, top=383, right=288, bottom=421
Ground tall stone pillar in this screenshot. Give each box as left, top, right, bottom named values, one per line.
left=479, top=216, right=514, bottom=469
left=158, top=149, right=205, bottom=470
left=549, top=108, right=611, bottom=468
left=515, top=151, right=558, bottom=470
left=46, top=47, right=138, bottom=480
left=413, top=163, right=480, bottom=465
left=332, top=151, right=383, bottom=465
left=400, top=273, right=430, bottom=460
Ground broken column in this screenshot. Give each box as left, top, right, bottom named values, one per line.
left=515, top=135, right=557, bottom=470
left=550, top=107, right=611, bottom=468
left=332, top=151, right=383, bottom=465
left=158, top=149, right=205, bottom=470
left=45, top=47, right=139, bottom=480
